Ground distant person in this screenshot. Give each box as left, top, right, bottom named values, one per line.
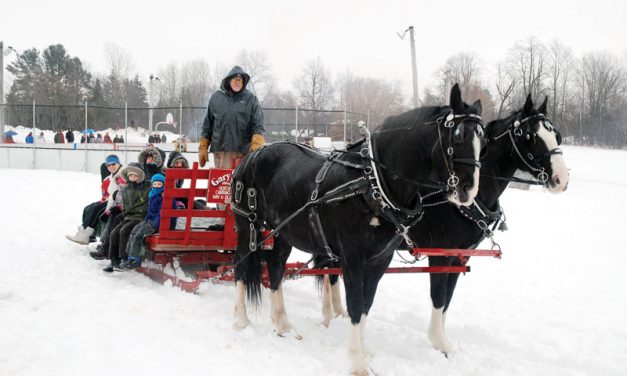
left=119, top=135, right=125, bottom=144
left=25, top=132, right=34, bottom=144
left=88, top=133, right=96, bottom=143
left=54, top=130, right=65, bottom=143
left=36, top=132, right=46, bottom=143
left=95, top=133, right=103, bottom=143
left=161, top=134, right=167, bottom=143
left=104, top=132, right=113, bottom=143
left=113, top=135, right=121, bottom=143
left=66, top=128, right=75, bottom=143
left=3, top=135, right=15, bottom=143
left=148, top=134, right=155, bottom=144
left=80, top=134, right=87, bottom=143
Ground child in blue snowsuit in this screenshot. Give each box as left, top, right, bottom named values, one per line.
left=121, top=173, right=165, bottom=269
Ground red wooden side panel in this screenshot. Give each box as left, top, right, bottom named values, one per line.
left=146, top=162, right=238, bottom=251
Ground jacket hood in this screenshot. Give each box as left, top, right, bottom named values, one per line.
left=120, top=162, right=145, bottom=182
left=138, top=146, right=165, bottom=168
left=166, top=151, right=189, bottom=168
left=220, top=65, right=250, bottom=95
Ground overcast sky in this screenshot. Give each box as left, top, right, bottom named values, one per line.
left=2, top=0, right=626, bottom=101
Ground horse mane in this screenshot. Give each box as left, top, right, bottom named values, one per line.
left=376, top=106, right=446, bottom=133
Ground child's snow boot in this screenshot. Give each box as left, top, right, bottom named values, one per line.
left=66, top=226, right=95, bottom=245
left=123, top=256, right=142, bottom=270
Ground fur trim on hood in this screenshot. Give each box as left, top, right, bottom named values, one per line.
left=138, top=147, right=165, bottom=168
left=120, top=162, right=145, bottom=182
left=167, top=151, right=190, bottom=168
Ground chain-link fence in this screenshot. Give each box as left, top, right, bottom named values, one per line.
left=1, top=103, right=368, bottom=144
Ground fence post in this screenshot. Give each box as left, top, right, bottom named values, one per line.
left=179, top=101, right=183, bottom=140
left=124, top=102, right=128, bottom=164
left=32, top=100, right=36, bottom=169
left=295, top=105, right=299, bottom=143
left=84, top=101, right=88, bottom=172
left=343, top=104, right=347, bottom=145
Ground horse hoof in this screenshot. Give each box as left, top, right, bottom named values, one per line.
left=232, top=320, right=250, bottom=331
left=319, top=319, right=331, bottom=328
left=276, top=329, right=303, bottom=340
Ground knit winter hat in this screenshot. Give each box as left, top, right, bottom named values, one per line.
left=151, top=173, right=165, bottom=185
left=121, top=162, right=145, bottom=182
left=105, top=154, right=121, bottom=165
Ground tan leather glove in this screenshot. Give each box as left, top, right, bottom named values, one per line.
left=198, top=137, right=210, bottom=167
left=250, top=134, right=265, bottom=152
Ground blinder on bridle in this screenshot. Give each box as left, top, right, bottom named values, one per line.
left=438, top=112, right=485, bottom=189
left=509, top=113, right=563, bottom=183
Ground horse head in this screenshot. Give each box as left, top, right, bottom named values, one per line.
left=486, top=94, right=569, bottom=192
left=432, top=84, right=486, bottom=206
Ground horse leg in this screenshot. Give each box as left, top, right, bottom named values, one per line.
left=427, top=256, right=454, bottom=354
left=267, top=236, right=300, bottom=338
left=233, top=280, right=251, bottom=330
left=321, top=274, right=333, bottom=328
left=343, top=259, right=369, bottom=375
left=321, top=272, right=347, bottom=328
left=359, top=258, right=392, bottom=361
left=330, top=273, right=348, bottom=318
left=233, top=218, right=262, bottom=331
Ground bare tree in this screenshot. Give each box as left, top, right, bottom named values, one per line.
left=235, top=49, right=273, bottom=100
left=157, top=62, right=179, bottom=105
left=435, top=52, right=482, bottom=100
left=103, top=42, right=134, bottom=80
left=293, top=57, right=335, bottom=131
left=577, top=51, right=626, bottom=145
left=494, top=61, right=518, bottom=118
left=507, top=37, right=547, bottom=102
left=546, top=39, right=573, bottom=127
left=180, top=58, right=214, bottom=106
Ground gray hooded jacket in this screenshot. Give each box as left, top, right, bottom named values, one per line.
left=201, top=66, right=265, bottom=153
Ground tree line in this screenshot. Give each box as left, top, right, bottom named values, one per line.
left=4, top=38, right=626, bottom=147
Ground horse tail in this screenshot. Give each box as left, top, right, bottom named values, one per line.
left=234, top=243, right=263, bottom=307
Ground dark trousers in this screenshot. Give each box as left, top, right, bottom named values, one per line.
left=108, top=218, right=142, bottom=262
left=126, top=221, right=155, bottom=258
left=81, top=201, right=107, bottom=229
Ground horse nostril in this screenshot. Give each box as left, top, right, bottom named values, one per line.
left=554, top=176, right=561, bottom=185
left=463, top=183, right=471, bottom=193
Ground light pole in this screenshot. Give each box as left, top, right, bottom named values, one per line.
left=397, top=26, right=419, bottom=108
left=1, top=41, right=18, bottom=143
left=148, top=74, right=160, bottom=132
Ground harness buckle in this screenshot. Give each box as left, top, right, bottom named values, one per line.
left=537, top=170, right=549, bottom=183
left=513, top=127, right=523, bottom=137
left=447, top=174, right=459, bottom=188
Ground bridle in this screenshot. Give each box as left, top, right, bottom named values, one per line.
left=489, top=113, right=562, bottom=184
left=434, top=111, right=485, bottom=190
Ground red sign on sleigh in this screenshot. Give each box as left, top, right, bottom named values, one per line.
left=206, top=169, right=233, bottom=204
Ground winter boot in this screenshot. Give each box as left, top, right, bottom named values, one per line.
left=66, top=226, right=95, bottom=245
left=103, top=258, right=121, bottom=273
left=123, top=256, right=142, bottom=270
left=89, top=248, right=108, bottom=260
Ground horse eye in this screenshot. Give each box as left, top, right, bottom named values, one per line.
left=476, top=125, right=484, bottom=137
left=544, top=121, right=554, bottom=132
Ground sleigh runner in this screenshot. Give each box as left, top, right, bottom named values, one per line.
left=139, top=162, right=501, bottom=292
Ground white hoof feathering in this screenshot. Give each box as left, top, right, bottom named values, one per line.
left=271, top=286, right=301, bottom=339
left=321, top=275, right=333, bottom=328
left=428, top=307, right=454, bottom=354
left=331, top=280, right=347, bottom=318
left=233, top=281, right=251, bottom=330
left=348, top=315, right=370, bottom=375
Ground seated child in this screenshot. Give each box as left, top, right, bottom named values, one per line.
left=66, top=154, right=124, bottom=244
left=120, top=174, right=165, bottom=270
left=103, top=162, right=151, bottom=272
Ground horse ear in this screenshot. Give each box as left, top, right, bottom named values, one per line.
left=538, top=96, right=548, bottom=114
left=471, top=100, right=482, bottom=115
left=450, top=83, right=464, bottom=113
left=523, top=94, right=533, bottom=114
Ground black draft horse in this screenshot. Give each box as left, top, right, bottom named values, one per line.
left=230, top=84, right=485, bottom=375
left=320, top=94, right=569, bottom=356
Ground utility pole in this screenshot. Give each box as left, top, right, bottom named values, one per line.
left=148, top=74, right=160, bottom=132
left=1, top=41, right=5, bottom=143
left=397, top=26, right=419, bottom=108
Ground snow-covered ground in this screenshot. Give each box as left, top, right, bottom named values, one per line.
left=0, top=145, right=625, bottom=376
